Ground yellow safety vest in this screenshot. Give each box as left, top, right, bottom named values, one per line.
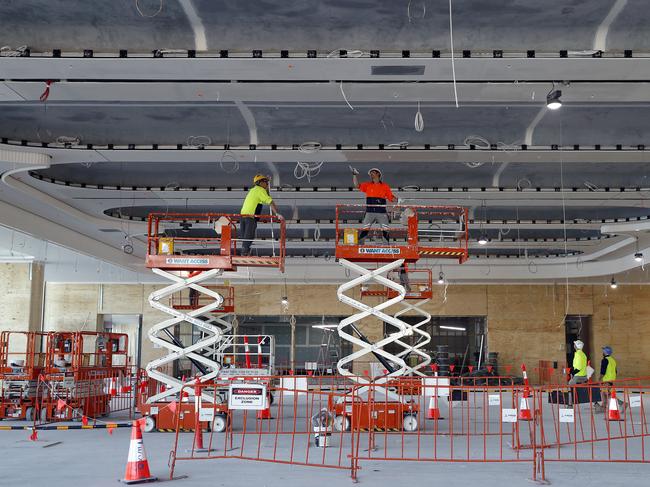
left=602, top=356, right=617, bottom=382
left=573, top=349, right=587, bottom=377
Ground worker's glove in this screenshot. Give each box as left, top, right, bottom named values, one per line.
left=349, top=165, right=359, bottom=175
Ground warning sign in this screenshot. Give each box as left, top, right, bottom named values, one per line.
left=165, top=257, right=210, bottom=265
left=228, top=383, right=267, bottom=410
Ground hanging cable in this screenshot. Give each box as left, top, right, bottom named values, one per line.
left=414, top=101, right=424, bottom=132
left=294, top=161, right=324, bottom=182
left=220, top=150, right=239, bottom=173
left=448, top=0, right=459, bottom=108
left=135, top=0, right=163, bottom=17
left=339, top=81, right=354, bottom=111
left=39, top=80, right=53, bottom=102
left=407, top=0, right=426, bottom=23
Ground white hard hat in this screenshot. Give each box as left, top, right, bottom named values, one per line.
left=573, top=340, right=584, bottom=350
left=368, top=167, right=382, bottom=177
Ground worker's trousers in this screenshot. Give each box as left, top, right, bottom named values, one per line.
left=240, top=217, right=257, bottom=255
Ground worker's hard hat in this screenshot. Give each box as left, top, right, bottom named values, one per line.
left=573, top=340, right=584, bottom=350
left=602, top=345, right=613, bottom=356
left=253, top=174, right=269, bottom=184
left=368, top=167, right=382, bottom=177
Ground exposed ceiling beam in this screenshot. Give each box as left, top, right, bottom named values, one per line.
left=4, top=81, right=650, bottom=103
left=3, top=57, right=650, bottom=82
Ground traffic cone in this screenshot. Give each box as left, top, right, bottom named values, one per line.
left=256, top=395, right=272, bottom=420
left=110, top=377, right=117, bottom=397
left=426, top=395, right=440, bottom=420
left=607, top=389, right=622, bottom=421
left=122, top=421, right=157, bottom=484
left=518, top=396, right=533, bottom=421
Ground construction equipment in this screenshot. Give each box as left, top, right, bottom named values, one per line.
left=331, top=204, right=468, bottom=432
left=42, top=331, right=129, bottom=421
left=0, top=331, right=48, bottom=421
left=141, top=212, right=285, bottom=431
left=0, top=331, right=129, bottom=421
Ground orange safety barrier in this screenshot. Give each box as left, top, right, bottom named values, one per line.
left=164, top=374, right=650, bottom=483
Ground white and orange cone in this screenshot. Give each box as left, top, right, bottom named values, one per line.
left=518, top=395, right=533, bottom=421
left=256, top=394, right=272, bottom=420
left=607, top=389, right=623, bottom=421
left=426, top=395, right=440, bottom=420
left=110, top=377, right=117, bottom=397
left=122, top=421, right=157, bottom=484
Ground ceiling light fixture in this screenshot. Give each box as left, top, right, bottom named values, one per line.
left=440, top=325, right=466, bottom=332
left=478, top=235, right=488, bottom=245
left=546, top=89, right=562, bottom=110
left=635, top=252, right=643, bottom=262
left=437, top=271, right=445, bottom=284
left=610, top=277, right=618, bottom=289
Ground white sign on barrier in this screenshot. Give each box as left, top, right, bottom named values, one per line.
left=488, top=394, right=501, bottom=406
left=501, top=408, right=518, bottom=423
left=199, top=407, right=215, bottom=422
left=629, top=396, right=642, bottom=408
left=280, top=377, right=308, bottom=396
left=228, top=383, right=267, bottom=410
left=422, top=377, right=450, bottom=397
left=559, top=408, right=575, bottom=423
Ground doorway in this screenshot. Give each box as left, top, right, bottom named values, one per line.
left=564, top=315, right=592, bottom=368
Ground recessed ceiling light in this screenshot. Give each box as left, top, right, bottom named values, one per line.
left=546, top=89, right=562, bottom=110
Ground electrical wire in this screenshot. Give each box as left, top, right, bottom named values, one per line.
left=0, top=45, right=28, bottom=56
left=414, top=101, right=424, bottom=132
left=135, top=0, right=163, bottom=17
left=448, top=0, right=459, bottom=108
left=407, top=0, right=426, bottom=23
left=294, top=161, right=325, bottom=182
left=220, top=150, right=239, bottom=173
left=187, top=135, right=211, bottom=148
left=327, top=49, right=368, bottom=58
left=339, top=81, right=354, bottom=111
left=56, top=135, right=81, bottom=145
left=298, top=141, right=322, bottom=154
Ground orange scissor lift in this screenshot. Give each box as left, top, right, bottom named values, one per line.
left=331, top=204, right=468, bottom=432
left=0, top=331, right=48, bottom=421
left=0, top=331, right=128, bottom=422
left=42, top=331, right=129, bottom=421
left=141, top=212, right=284, bottom=432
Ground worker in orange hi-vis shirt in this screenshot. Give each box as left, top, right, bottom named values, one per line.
left=351, top=167, right=397, bottom=243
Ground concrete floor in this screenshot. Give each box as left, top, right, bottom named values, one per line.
left=0, top=426, right=647, bottom=486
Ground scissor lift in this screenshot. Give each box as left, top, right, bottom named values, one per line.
left=0, top=331, right=47, bottom=421
left=332, top=204, right=468, bottom=432
left=142, top=212, right=285, bottom=431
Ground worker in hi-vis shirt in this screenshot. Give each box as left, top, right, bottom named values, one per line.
left=239, top=174, right=282, bottom=256
left=351, top=167, right=397, bottom=243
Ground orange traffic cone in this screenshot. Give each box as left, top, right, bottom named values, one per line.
left=110, top=377, right=117, bottom=397
left=122, top=421, right=157, bottom=484
left=518, top=396, right=533, bottom=421
left=607, top=389, right=623, bottom=421
left=256, top=395, right=272, bottom=420
left=426, top=395, right=440, bottom=420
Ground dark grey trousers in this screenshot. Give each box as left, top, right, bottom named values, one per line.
left=240, top=217, right=257, bottom=255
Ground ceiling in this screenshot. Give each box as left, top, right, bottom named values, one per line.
left=1, top=0, right=650, bottom=283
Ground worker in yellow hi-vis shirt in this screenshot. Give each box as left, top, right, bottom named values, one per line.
left=239, top=174, right=282, bottom=256
left=568, top=340, right=588, bottom=385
